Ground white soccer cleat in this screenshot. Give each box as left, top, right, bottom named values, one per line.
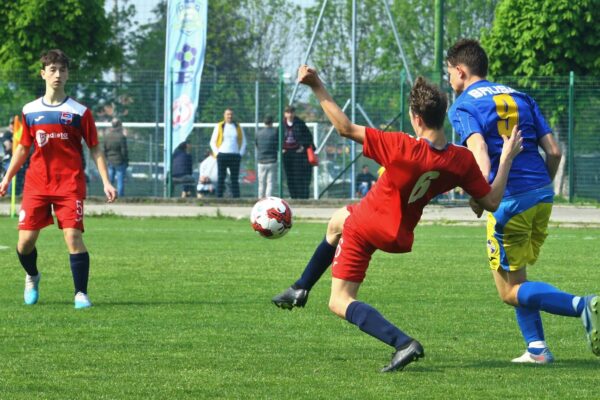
left=24, top=273, right=41, bottom=305
left=581, top=295, right=600, bottom=356
left=511, top=348, right=554, bottom=364
left=74, top=292, right=92, bottom=309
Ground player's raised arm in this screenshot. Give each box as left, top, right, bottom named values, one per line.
left=474, top=126, right=523, bottom=212
left=297, top=65, right=365, bottom=144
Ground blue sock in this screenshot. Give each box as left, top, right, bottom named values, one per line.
left=17, top=248, right=39, bottom=276
left=518, top=281, right=584, bottom=317
left=345, top=301, right=412, bottom=349
left=515, top=306, right=545, bottom=346
left=70, top=252, right=90, bottom=294
left=294, top=238, right=336, bottom=290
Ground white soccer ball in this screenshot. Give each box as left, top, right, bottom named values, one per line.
left=250, top=197, right=293, bottom=239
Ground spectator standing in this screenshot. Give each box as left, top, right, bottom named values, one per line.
left=197, top=150, right=217, bottom=198
left=282, top=106, right=314, bottom=199
left=355, top=164, right=377, bottom=198
left=210, top=108, right=246, bottom=198
left=103, top=118, right=128, bottom=197
left=172, top=141, right=195, bottom=198
left=256, top=115, right=278, bottom=198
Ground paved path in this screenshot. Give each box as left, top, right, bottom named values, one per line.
left=1, top=202, right=599, bottom=226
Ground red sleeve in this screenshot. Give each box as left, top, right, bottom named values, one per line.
left=363, top=127, right=411, bottom=167
left=20, top=112, right=33, bottom=147
left=82, top=109, right=99, bottom=148
left=460, top=150, right=491, bottom=199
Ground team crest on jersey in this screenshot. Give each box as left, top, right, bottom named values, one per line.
left=487, top=239, right=498, bottom=255
left=36, top=130, right=48, bottom=147
left=60, top=112, right=73, bottom=125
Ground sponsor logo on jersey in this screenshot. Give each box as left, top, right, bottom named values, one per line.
left=36, top=129, right=69, bottom=147
left=60, top=112, right=73, bottom=125
left=34, top=115, right=45, bottom=122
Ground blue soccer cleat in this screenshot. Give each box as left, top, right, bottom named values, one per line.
left=74, top=292, right=92, bottom=309
left=581, top=295, right=600, bottom=356
left=24, top=273, right=41, bottom=305
left=511, top=347, right=554, bottom=364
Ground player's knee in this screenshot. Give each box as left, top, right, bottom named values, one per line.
left=497, top=288, right=518, bottom=306
left=63, top=230, right=85, bottom=252
left=17, top=240, right=36, bottom=254
left=328, top=297, right=346, bottom=318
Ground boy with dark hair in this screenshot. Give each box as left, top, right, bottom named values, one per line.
left=446, top=38, right=599, bottom=362
left=0, top=49, right=116, bottom=309
left=288, top=65, right=523, bottom=371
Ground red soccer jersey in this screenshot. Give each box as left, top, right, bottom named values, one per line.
left=20, top=97, right=99, bottom=198
left=346, top=127, right=491, bottom=253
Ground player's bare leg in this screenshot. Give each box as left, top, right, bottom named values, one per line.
left=330, top=277, right=424, bottom=372
left=272, top=207, right=349, bottom=309
left=64, top=228, right=92, bottom=309
left=18, top=230, right=41, bottom=305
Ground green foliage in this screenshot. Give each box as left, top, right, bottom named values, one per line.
left=482, top=0, right=600, bottom=77
left=0, top=0, right=120, bottom=79
left=0, top=216, right=599, bottom=398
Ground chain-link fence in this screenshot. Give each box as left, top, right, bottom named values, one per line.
left=1, top=71, right=598, bottom=202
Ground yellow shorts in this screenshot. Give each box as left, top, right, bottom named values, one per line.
left=486, top=187, right=554, bottom=271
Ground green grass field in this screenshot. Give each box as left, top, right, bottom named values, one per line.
left=0, top=215, right=598, bottom=399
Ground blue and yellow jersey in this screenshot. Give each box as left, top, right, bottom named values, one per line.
left=448, top=80, right=552, bottom=196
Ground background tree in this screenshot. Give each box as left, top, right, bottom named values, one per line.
left=482, top=0, right=600, bottom=197
left=0, top=0, right=123, bottom=123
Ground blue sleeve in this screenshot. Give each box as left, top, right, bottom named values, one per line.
left=450, top=103, right=485, bottom=146
left=528, top=96, right=552, bottom=140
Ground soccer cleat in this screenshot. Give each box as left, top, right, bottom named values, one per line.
left=74, top=292, right=92, bottom=309
left=381, top=340, right=425, bottom=372
left=24, top=273, right=41, bottom=305
left=581, top=295, right=600, bottom=356
left=271, top=286, right=309, bottom=310
left=511, top=348, right=554, bottom=364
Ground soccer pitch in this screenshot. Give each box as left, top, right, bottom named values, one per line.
left=0, top=216, right=598, bottom=399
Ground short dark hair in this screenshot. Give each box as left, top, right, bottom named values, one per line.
left=284, top=105, right=295, bottom=113
left=446, top=39, right=488, bottom=77
left=40, top=49, right=70, bottom=69
left=263, top=115, right=274, bottom=125
left=409, top=76, right=448, bottom=130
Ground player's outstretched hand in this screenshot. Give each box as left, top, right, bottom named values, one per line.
left=297, top=65, right=322, bottom=89
left=0, top=179, right=8, bottom=197
left=469, top=197, right=484, bottom=218
left=500, top=125, right=523, bottom=163
left=104, top=183, right=117, bottom=203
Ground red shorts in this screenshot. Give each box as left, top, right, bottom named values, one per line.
left=331, top=219, right=377, bottom=283
left=19, top=194, right=85, bottom=231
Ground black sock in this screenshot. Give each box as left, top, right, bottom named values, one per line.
left=294, top=238, right=336, bottom=290
left=346, top=301, right=412, bottom=349
left=70, top=252, right=90, bottom=294
left=17, top=248, right=39, bottom=276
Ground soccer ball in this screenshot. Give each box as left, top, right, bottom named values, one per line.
left=250, top=197, right=293, bottom=239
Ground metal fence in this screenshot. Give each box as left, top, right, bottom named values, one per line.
left=1, top=71, right=598, bottom=202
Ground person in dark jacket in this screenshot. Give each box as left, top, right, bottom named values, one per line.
left=282, top=106, right=315, bottom=199
left=103, top=118, right=128, bottom=197
left=172, top=141, right=195, bottom=197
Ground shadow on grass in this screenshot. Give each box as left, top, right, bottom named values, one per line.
left=465, top=358, right=600, bottom=369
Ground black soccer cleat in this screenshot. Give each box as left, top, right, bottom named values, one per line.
left=381, top=340, right=425, bottom=372
left=271, top=286, right=309, bottom=310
